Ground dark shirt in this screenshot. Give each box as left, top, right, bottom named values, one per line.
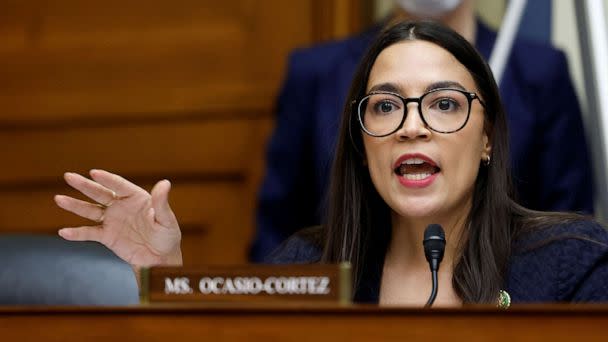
left=251, top=20, right=593, bottom=262
left=267, top=221, right=608, bottom=303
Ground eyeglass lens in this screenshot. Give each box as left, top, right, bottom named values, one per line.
left=359, top=89, right=470, bottom=135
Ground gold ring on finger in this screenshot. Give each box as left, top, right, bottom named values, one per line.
left=95, top=203, right=106, bottom=222
left=103, top=190, right=118, bottom=207
left=96, top=211, right=105, bottom=223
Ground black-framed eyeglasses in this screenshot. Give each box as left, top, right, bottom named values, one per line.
left=355, top=88, right=486, bottom=137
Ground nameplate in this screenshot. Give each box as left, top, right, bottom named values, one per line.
left=139, top=264, right=351, bottom=304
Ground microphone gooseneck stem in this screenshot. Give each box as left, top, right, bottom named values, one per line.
left=423, top=224, right=445, bottom=308
left=425, top=269, right=438, bottom=308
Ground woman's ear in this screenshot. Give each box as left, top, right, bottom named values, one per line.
left=481, top=132, right=492, bottom=162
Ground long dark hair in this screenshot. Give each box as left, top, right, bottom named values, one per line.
left=321, top=20, right=587, bottom=303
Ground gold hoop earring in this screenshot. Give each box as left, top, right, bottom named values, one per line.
left=484, top=155, right=491, bottom=166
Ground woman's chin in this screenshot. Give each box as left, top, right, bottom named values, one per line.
left=390, top=199, right=443, bottom=221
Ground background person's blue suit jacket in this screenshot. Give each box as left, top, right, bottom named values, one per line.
left=251, top=21, right=594, bottom=262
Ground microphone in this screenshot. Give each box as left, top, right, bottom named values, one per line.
left=423, top=224, right=446, bottom=307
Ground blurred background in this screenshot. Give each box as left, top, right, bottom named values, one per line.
left=0, top=0, right=606, bottom=266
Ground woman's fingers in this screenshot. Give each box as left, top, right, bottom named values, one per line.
left=58, top=225, right=104, bottom=243
left=150, top=179, right=176, bottom=228
left=64, top=172, right=116, bottom=206
left=54, top=195, right=105, bottom=222
left=90, top=169, right=143, bottom=197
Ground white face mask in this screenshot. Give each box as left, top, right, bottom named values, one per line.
left=395, top=0, right=463, bottom=18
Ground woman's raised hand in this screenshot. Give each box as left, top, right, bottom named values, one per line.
left=54, top=169, right=182, bottom=267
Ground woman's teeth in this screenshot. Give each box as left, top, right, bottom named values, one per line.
left=404, top=158, right=425, bottom=165
left=403, top=173, right=432, bottom=180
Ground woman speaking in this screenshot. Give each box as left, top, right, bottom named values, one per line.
left=54, top=21, right=608, bottom=306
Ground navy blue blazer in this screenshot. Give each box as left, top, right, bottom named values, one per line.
left=251, top=21, right=594, bottom=262
left=267, top=221, right=608, bottom=304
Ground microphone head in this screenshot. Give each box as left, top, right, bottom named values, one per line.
left=423, top=224, right=446, bottom=263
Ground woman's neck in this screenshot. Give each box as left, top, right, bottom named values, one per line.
left=385, top=211, right=468, bottom=270
left=380, top=211, right=469, bottom=307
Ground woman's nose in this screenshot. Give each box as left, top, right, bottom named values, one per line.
left=395, top=103, right=431, bottom=141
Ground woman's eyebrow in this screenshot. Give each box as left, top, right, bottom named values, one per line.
left=368, top=81, right=468, bottom=95
left=368, top=82, right=401, bottom=94
left=424, top=81, right=466, bottom=92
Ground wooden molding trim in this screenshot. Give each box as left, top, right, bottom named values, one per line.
left=312, top=0, right=373, bottom=42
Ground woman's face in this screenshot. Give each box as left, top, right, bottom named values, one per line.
left=362, top=40, right=490, bottom=227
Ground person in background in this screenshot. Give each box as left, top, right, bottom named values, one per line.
left=250, top=0, right=594, bottom=262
